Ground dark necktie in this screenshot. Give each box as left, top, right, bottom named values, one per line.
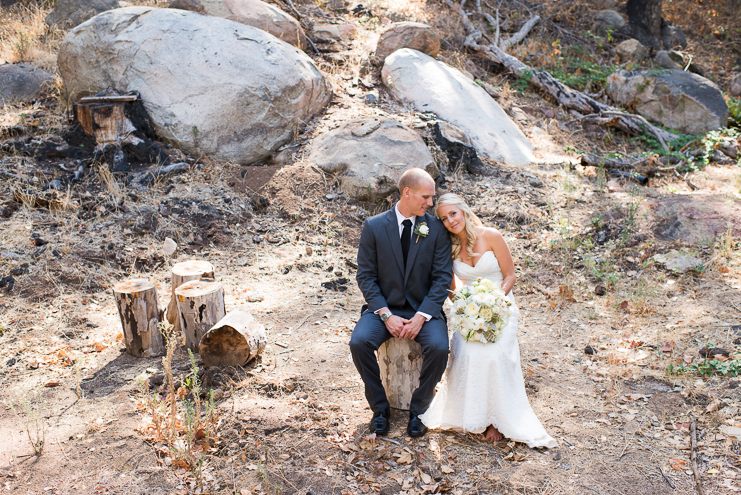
left=401, top=219, right=412, bottom=265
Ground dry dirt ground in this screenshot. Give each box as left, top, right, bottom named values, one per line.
left=2, top=0, right=741, bottom=494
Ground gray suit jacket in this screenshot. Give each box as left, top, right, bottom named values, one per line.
left=356, top=208, right=453, bottom=319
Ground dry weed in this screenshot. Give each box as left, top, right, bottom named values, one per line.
left=0, top=1, right=64, bottom=71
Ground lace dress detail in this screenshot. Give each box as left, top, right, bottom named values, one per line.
left=419, top=251, right=557, bottom=449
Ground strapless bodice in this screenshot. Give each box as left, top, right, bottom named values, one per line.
left=453, top=251, right=503, bottom=287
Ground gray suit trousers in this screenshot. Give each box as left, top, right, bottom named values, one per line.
left=349, top=308, right=449, bottom=417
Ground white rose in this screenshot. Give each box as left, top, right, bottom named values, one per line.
left=419, top=224, right=429, bottom=235
left=464, top=303, right=479, bottom=317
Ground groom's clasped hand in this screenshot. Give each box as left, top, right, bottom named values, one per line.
left=385, top=313, right=425, bottom=340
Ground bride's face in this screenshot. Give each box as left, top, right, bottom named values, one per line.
left=437, top=204, right=466, bottom=236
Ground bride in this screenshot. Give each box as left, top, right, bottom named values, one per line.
left=420, top=193, right=557, bottom=449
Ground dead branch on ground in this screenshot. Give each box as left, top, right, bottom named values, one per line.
left=442, top=0, right=675, bottom=150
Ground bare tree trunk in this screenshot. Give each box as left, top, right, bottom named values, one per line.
left=113, top=279, right=165, bottom=357
left=625, top=0, right=663, bottom=48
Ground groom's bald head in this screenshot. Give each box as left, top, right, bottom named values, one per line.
left=397, top=168, right=436, bottom=218
left=398, top=168, right=434, bottom=195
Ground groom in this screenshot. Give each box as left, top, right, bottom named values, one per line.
left=350, top=168, right=453, bottom=438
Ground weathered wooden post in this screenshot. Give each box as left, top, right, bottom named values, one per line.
left=175, top=280, right=225, bottom=352
left=112, top=278, right=165, bottom=357
left=167, top=260, right=215, bottom=332
left=377, top=338, right=424, bottom=410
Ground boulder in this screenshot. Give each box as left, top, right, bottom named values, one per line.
left=58, top=7, right=331, bottom=165
left=382, top=49, right=534, bottom=166
left=375, top=22, right=440, bottom=62
left=432, top=121, right=488, bottom=175
left=606, top=69, right=728, bottom=135
left=616, top=39, right=647, bottom=63
left=168, top=0, right=307, bottom=50
left=592, top=10, right=625, bottom=35
left=652, top=251, right=703, bottom=273
left=654, top=50, right=682, bottom=70
left=312, top=23, right=356, bottom=42
left=729, top=73, right=741, bottom=97
left=661, top=24, right=687, bottom=50
left=0, top=63, right=55, bottom=104
left=309, top=117, right=438, bottom=202
left=46, top=0, right=119, bottom=29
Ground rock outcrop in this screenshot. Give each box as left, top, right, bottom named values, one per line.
left=592, top=10, right=625, bottom=34
left=0, top=63, right=55, bottom=104
left=382, top=49, right=534, bottom=166
left=616, top=39, right=647, bottom=63
left=309, top=117, right=438, bottom=202
left=606, top=69, right=728, bottom=135
left=168, top=0, right=308, bottom=50
left=46, top=0, right=119, bottom=29
left=375, top=22, right=440, bottom=62
left=58, top=7, right=331, bottom=165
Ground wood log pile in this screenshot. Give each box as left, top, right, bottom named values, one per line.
left=111, top=258, right=266, bottom=366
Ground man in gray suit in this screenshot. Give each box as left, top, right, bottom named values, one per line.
left=349, top=168, right=453, bottom=438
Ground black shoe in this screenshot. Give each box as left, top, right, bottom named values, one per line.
left=370, top=408, right=390, bottom=435
left=407, top=414, right=428, bottom=438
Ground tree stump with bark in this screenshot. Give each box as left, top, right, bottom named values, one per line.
left=200, top=311, right=267, bottom=368
left=113, top=278, right=165, bottom=357
left=378, top=338, right=424, bottom=410
left=175, top=280, right=226, bottom=352
left=167, top=260, right=215, bottom=333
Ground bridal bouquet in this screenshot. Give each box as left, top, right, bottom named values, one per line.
left=450, top=277, right=514, bottom=344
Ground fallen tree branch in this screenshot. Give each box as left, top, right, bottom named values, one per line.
left=690, top=420, right=704, bottom=495
left=442, top=0, right=676, bottom=148
left=499, top=15, right=540, bottom=50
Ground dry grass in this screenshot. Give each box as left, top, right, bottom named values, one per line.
left=0, top=1, right=64, bottom=72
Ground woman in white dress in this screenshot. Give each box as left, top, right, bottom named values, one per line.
left=420, top=193, right=557, bottom=449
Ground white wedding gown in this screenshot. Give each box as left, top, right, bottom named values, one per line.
left=420, top=251, right=557, bottom=449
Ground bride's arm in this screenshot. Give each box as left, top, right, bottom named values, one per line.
left=448, top=271, right=458, bottom=300
left=482, top=228, right=516, bottom=295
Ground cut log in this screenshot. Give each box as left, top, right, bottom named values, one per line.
left=377, top=338, right=424, bottom=410
left=175, top=280, right=226, bottom=352
left=74, top=100, right=140, bottom=150
left=113, top=278, right=165, bottom=357
left=167, top=259, right=215, bottom=330
left=200, top=310, right=267, bottom=368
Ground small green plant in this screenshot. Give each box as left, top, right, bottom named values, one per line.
left=728, top=96, right=741, bottom=128
left=513, top=70, right=533, bottom=93
left=670, top=358, right=741, bottom=377
left=7, top=388, right=47, bottom=456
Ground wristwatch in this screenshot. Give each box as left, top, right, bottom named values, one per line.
left=380, top=311, right=392, bottom=322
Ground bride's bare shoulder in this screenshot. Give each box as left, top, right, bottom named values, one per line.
left=476, top=226, right=504, bottom=241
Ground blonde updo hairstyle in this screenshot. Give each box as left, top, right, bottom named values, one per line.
left=435, top=193, right=483, bottom=261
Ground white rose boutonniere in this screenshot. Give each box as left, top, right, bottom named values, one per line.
left=414, top=222, right=429, bottom=243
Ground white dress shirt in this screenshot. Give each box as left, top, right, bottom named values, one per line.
left=374, top=205, right=431, bottom=322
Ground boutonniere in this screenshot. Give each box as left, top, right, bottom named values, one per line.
left=413, top=222, right=429, bottom=243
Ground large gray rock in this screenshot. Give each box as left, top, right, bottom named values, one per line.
left=46, top=0, right=119, bottom=28
left=58, top=7, right=331, bottom=165
left=730, top=73, right=741, bottom=97
left=309, top=117, right=438, bottom=202
left=168, top=0, right=308, bottom=50
left=382, top=49, right=534, bottom=166
left=661, top=24, right=687, bottom=50
left=592, top=10, right=625, bottom=35
left=375, top=22, right=440, bottom=62
left=616, top=39, right=647, bottom=63
left=654, top=50, right=683, bottom=70
left=0, top=63, right=55, bottom=104
left=606, top=69, right=728, bottom=135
